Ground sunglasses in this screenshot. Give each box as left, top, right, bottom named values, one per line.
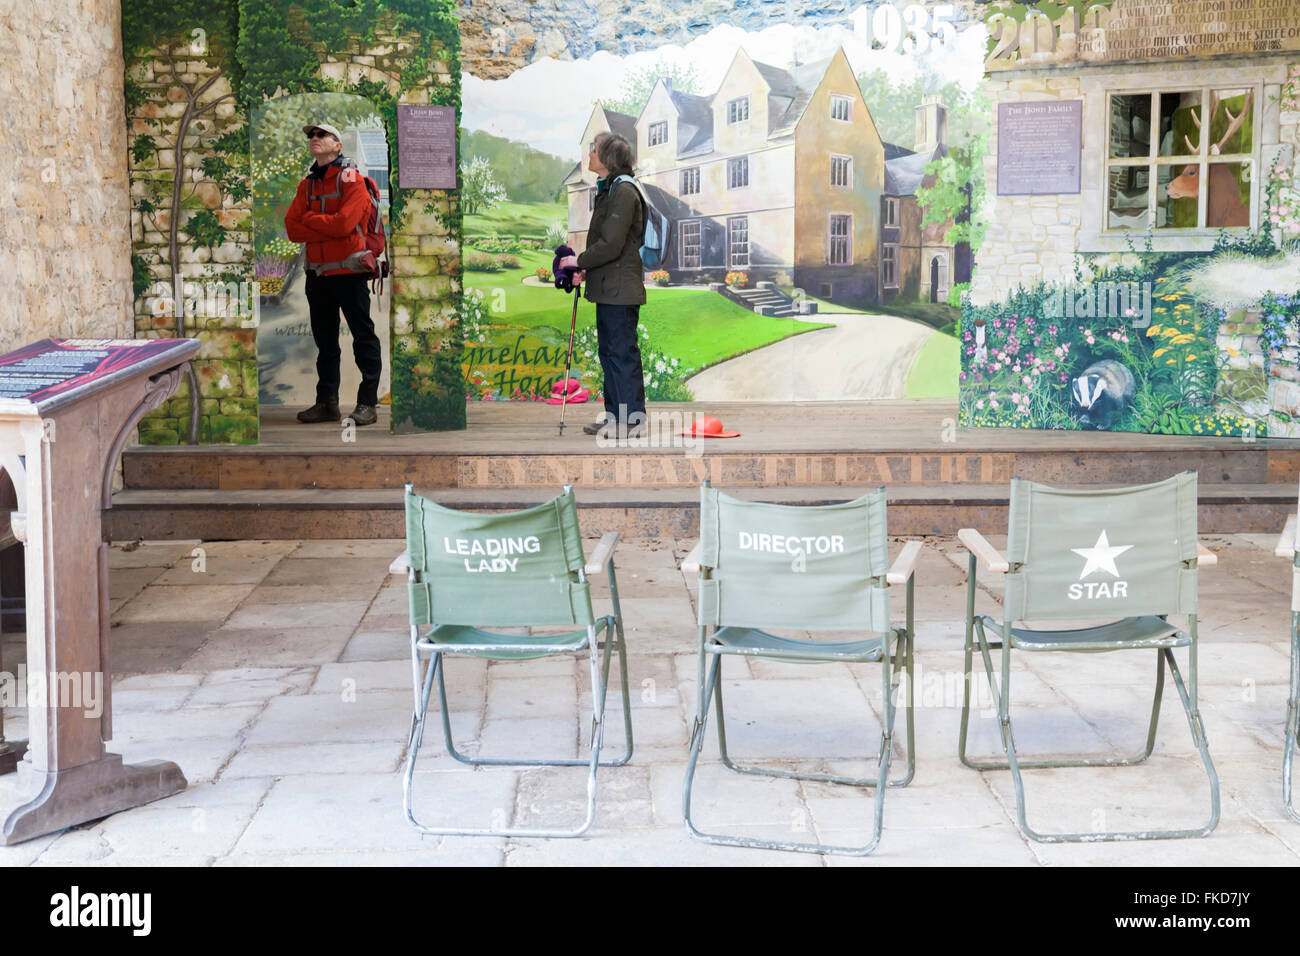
left=307, top=130, right=332, bottom=140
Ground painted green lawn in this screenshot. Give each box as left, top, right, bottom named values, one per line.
left=465, top=249, right=832, bottom=373
left=465, top=201, right=567, bottom=239
left=904, top=330, right=958, bottom=398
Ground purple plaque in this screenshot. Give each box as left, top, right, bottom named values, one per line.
left=397, top=105, right=457, bottom=189
left=997, top=100, right=1082, bottom=196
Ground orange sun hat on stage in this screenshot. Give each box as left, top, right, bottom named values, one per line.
left=680, top=415, right=740, bottom=438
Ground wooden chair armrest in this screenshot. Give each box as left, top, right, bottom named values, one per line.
left=584, top=531, right=620, bottom=575
left=1276, top=514, right=1297, bottom=558
left=1196, top=543, right=1218, bottom=567
left=389, top=549, right=409, bottom=575
left=957, top=528, right=1009, bottom=574
left=886, top=541, right=924, bottom=585
left=680, top=541, right=702, bottom=574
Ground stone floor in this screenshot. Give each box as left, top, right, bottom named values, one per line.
left=0, top=533, right=1297, bottom=866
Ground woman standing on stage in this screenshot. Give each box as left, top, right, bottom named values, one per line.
left=557, top=132, right=647, bottom=439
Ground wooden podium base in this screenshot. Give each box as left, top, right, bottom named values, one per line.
left=3, top=752, right=186, bottom=844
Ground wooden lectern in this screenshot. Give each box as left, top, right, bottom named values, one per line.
left=0, top=337, right=199, bottom=843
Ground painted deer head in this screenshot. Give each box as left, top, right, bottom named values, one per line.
left=1167, top=91, right=1251, bottom=227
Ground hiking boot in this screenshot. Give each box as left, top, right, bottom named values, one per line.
left=347, top=404, right=378, bottom=426
left=297, top=401, right=340, bottom=423
left=582, top=413, right=611, bottom=435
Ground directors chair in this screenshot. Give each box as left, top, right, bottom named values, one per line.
left=401, top=484, right=632, bottom=838
left=957, top=472, right=1220, bottom=842
left=681, top=482, right=919, bottom=855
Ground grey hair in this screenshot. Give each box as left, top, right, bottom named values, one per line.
left=594, top=131, right=635, bottom=176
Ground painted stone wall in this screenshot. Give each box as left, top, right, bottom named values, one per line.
left=123, top=0, right=462, bottom=440
left=0, top=0, right=134, bottom=354
left=125, top=24, right=257, bottom=445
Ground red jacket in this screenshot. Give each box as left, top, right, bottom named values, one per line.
left=284, top=158, right=370, bottom=276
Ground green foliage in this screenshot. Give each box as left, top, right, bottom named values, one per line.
left=123, top=76, right=148, bottom=113
left=131, top=134, right=157, bottom=165
left=122, top=0, right=242, bottom=98
left=185, top=209, right=227, bottom=250
left=461, top=127, right=574, bottom=204
left=131, top=253, right=153, bottom=298
left=602, top=58, right=702, bottom=117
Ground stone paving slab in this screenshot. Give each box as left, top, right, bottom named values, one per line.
left=0, top=534, right=1296, bottom=866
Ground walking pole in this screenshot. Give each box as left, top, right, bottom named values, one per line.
left=558, top=282, right=581, bottom=436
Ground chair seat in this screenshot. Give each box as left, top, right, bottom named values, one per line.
left=708, top=626, right=885, bottom=662
left=989, top=615, right=1188, bottom=652
left=419, top=619, right=607, bottom=660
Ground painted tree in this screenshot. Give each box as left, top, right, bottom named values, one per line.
left=459, top=156, right=507, bottom=215
left=124, top=0, right=250, bottom=444
left=602, top=58, right=703, bottom=117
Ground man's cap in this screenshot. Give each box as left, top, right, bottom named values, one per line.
left=303, top=122, right=343, bottom=141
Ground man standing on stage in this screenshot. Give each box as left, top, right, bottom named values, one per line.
left=284, top=122, right=381, bottom=425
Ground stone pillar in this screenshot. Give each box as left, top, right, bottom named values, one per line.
left=0, top=0, right=133, bottom=352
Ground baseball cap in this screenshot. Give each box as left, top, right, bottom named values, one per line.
left=303, top=122, right=342, bottom=141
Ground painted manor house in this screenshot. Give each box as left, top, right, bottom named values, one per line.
left=564, top=47, right=966, bottom=308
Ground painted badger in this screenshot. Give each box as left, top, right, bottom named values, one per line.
left=1070, top=359, right=1135, bottom=429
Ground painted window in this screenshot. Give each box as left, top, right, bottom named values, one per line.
left=728, top=216, right=749, bottom=268
left=727, top=156, right=749, bottom=189
left=1105, top=86, right=1255, bottom=232
left=884, top=197, right=899, bottom=226
left=882, top=243, right=898, bottom=288
left=727, top=97, right=750, bottom=124
left=830, top=95, right=853, bottom=122
left=679, top=220, right=702, bottom=268
left=828, top=214, right=852, bottom=265
left=830, top=154, right=853, bottom=188
left=648, top=121, right=668, bottom=147
left=680, top=166, right=701, bottom=196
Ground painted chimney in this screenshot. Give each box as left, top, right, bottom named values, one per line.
left=914, top=93, right=947, bottom=154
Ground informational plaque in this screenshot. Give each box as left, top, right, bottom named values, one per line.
left=0, top=338, right=193, bottom=412
left=997, top=101, right=1082, bottom=196
left=397, top=105, right=457, bottom=189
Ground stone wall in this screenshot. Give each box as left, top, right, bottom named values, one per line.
left=457, top=0, right=983, bottom=78
left=0, top=0, right=133, bottom=354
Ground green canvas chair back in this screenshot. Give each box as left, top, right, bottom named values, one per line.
left=1003, top=471, right=1199, bottom=623
left=697, top=485, right=890, bottom=632
left=405, top=487, right=594, bottom=629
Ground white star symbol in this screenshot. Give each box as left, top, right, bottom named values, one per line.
left=1071, top=530, right=1133, bottom=580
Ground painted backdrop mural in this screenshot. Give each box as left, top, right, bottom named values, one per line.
left=460, top=12, right=989, bottom=404
left=961, top=0, right=1300, bottom=436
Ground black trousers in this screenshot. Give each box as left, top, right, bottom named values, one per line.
left=595, top=303, right=646, bottom=425
left=304, top=271, right=382, bottom=406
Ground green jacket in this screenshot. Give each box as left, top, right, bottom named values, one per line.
left=577, top=177, right=646, bottom=306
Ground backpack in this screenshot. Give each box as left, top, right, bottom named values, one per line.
left=612, top=174, right=667, bottom=268
left=352, top=174, right=389, bottom=291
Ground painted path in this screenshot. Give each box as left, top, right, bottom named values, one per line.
left=685, top=310, right=935, bottom=401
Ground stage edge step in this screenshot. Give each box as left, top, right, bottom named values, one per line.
left=104, top=484, right=1296, bottom=540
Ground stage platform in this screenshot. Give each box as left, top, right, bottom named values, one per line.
left=109, top=401, right=1300, bottom=539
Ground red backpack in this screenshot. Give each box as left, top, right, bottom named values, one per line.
left=354, top=174, right=389, bottom=292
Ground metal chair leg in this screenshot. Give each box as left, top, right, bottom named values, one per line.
left=404, top=627, right=614, bottom=838
left=684, top=641, right=896, bottom=856
left=995, top=647, right=1219, bottom=843
left=1286, top=615, right=1300, bottom=824
left=960, top=621, right=1166, bottom=770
